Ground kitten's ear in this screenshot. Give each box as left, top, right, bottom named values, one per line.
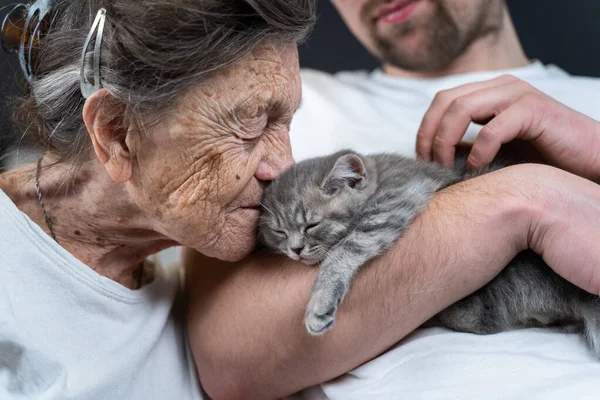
left=321, top=154, right=367, bottom=196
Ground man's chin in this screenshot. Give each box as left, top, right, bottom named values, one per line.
left=374, top=31, right=432, bottom=68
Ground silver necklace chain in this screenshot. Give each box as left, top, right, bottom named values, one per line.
left=35, top=158, right=144, bottom=289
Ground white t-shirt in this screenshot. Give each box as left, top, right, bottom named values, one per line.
left=289, top=62, right=600, bottom=399
left=0, top=190, right=202, bottom=400
left=291, top=61, right=600, bottom=162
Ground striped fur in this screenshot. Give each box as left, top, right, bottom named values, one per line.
left=259, top=150, right=600, bottom=359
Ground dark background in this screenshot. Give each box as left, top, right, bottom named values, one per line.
left=1, top=0, right=600, bottom=168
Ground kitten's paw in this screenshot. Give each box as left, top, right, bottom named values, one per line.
left=305, top=302, right=337, bottom=336
left=304, top=281, right=346, bottom=336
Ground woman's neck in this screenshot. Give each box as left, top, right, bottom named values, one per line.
left=0, top=158, right=177, bottom=289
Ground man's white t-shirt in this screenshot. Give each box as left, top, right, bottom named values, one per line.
left=291, top=61, right=600, bottom=161
left=290, top=61, right=600, bottom=399
left=0, top=190, right=202, bottom=400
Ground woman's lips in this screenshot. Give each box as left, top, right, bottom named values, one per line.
left=241, top=205, right=261, bottom=209
left=376, top=0, right=422, bottom=25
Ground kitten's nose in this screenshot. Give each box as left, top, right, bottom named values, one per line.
left=291, top=247, right=304, bottom=256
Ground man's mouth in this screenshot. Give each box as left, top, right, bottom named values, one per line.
left=375, top=0, right=422, bottom=25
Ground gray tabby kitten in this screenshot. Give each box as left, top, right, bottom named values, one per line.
left=259, top=150, right=600, bottom=358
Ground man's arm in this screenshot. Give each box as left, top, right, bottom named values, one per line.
left=185, top=166, right=540, bottom=400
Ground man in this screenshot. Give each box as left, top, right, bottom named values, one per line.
left=186, top=1, right=600, bottom=399
left=290, top=0, right=600, bottom=162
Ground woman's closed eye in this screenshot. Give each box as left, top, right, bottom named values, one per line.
left=246, top=114, right=269, bottom=135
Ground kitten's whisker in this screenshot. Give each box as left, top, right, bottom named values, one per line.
left=320, top=247, right=337, bottom=262
left=259, top=202, right=276, bottom=217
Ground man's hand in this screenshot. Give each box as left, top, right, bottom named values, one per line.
left=522, top=164, right=600, bottom=295
left=416, top=75, right=600, bottom=180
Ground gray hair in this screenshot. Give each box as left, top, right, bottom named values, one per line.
left=14, top=0, right=315, bottom=164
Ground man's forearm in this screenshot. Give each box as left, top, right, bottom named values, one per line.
left=185, top=167, right=532, bottom=400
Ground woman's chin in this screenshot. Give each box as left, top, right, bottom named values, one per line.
left=220, top=246, right=255, bottom=262
left=210, top=215, right=260, bottom=262
left=207, top=235, right=257, bottom=262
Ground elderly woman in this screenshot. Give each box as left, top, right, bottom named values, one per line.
left=0, top=0, right=312, bottom=398
left=2, top=1, right=600, bottom=400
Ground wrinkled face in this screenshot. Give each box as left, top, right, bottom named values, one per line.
left=331, top=0, right=504, bottom=72
left=260, top=153, right=372, bottom=264
left=131, top=42, right=302, bottom=261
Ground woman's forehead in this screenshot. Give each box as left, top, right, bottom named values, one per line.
left=223, top=43, right=299, bottom=93
left=184, top=44, right=301, bottom=112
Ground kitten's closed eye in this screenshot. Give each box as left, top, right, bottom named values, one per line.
left=273, top=229, right=287, bottom=237
left=304, top=222, right=321, bottom=234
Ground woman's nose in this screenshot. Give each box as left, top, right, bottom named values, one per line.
left=254, top=142, right=294, bottom=181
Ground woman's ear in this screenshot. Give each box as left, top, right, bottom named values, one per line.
left=83, top=89, right=133, bottom=183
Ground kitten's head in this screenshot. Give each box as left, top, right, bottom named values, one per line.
left=259, top=151, right=376, bottom=264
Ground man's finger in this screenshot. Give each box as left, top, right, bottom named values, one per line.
left=416, top=74, right=519, bottom=161
left=431, top=80, right=538, bottom=168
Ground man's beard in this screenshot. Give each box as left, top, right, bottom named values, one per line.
left=362, top=0, right=498, bottom=72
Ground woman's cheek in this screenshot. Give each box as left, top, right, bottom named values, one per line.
left=214, top=145, right=259, bottom=201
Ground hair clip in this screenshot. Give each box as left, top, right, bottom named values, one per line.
left=1, top=0, right=56, bottom=84
left=1, top=4, right=27, bottom=54
left=80, top=8, right=107, bottom=99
